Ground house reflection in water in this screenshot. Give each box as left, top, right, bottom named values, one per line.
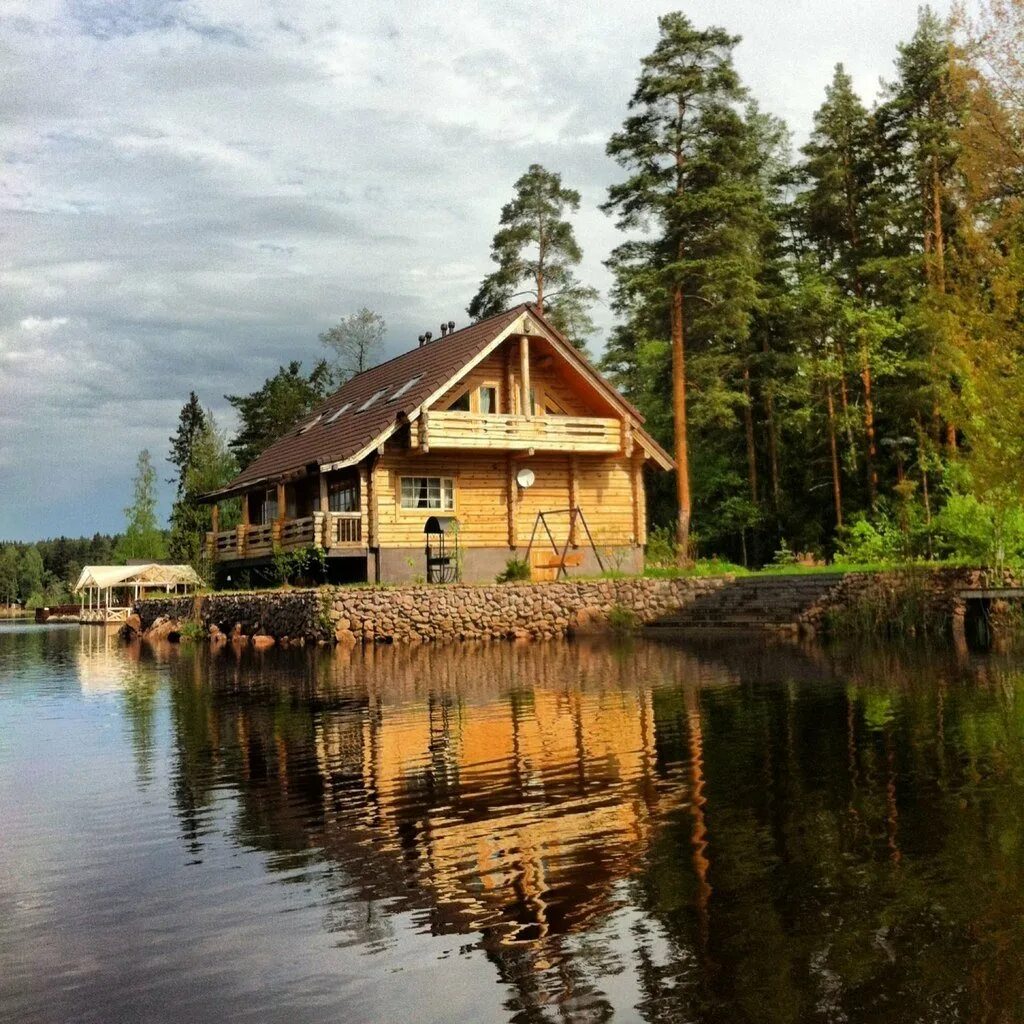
left=163, top=640, right=730, bottom=959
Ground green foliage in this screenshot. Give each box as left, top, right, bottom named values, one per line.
left=178, top=621, right=206, bottom=642
left=770, top=540, right=800, bottom=568
left=644, top=526, right=677, bottom=569
left=496, top=558, right=531, bottom=583
left=167, top=391, right=207, bottom=497
left=168, top=409, right=238, bottom=573
left=824, top=570, right=951, bottom=640
left=225, top=360, right=332, bottom=468
left=319, top=307, right=385, bottom=383
left=271, top=545, right=328, bottom=587
left=469, top=163, right=597, bottom=349
left=114, top=450, right=166, bottom=563
left=608, top=603, right=639, bottom=636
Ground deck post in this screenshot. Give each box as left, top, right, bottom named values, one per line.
left=507, top=454, right=518, bottom=549
left=211, top=503, right=219, bottom=536
left=318, top=472, right=328, bottom=515
left=519, top=335, right=531, bottom=417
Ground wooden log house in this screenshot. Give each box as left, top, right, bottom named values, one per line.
left=202, top=304, right=672, bottom=584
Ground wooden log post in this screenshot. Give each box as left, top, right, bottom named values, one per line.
left=568, top=456, right=579, bottom=548
left=318, top=473, right=330, bottom=546
left=507, top=454, right=518, bottom=549
left=358, top=463, right=369, bottom=545
left=211, top=503, right=220, bottom=536
left=519, top=335, right=531, bottom=418
left=505, top=343, right=515, bottom=415
left=239, top=492, right=250, bottom=557
left=419, top=411, right=430, bottom=453
left=367, top=463, right=379, bottom=548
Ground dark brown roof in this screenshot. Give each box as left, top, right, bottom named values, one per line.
left=216, top=305, right=527, bottom=494
left=206, top=302, right=673, bottom=500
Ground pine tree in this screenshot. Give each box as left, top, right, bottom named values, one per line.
left=168, top=392, right=208, bottom=496
left=603, top=13, right=752, bottom=559
left=168, top=413, right=238, bottom=570
left=225, top=360, right=332, bottom=468
left=468, top=164, right=598, bottom=349
left=799, top=64, right=882, bottom=504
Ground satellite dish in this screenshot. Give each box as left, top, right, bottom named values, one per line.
left=516, top=467, right=535, bottom=489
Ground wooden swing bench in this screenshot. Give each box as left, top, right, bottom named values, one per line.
left=533, top=552, right=584, bottom=572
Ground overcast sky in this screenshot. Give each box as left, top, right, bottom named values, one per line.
left=0, top=0, right=961, bottom=541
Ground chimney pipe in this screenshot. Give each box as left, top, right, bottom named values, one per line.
left=425, top=330, right=433, bottom=343
left=440, top=322, right=448, bottom=337
left=418, top=334, right=426, bottom=347
left=448, top=320, right=455, bottom=333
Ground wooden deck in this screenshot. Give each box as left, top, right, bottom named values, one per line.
left=207, top=511, right=363, bottom=563
left=418, top=412, right=624, bottom=454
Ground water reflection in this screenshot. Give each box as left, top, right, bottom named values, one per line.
left=7, top=625, right=1024, bottom=1022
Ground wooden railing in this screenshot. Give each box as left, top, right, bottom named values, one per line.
left=207, top=511, right=364, bottom=562
left=423, top=412, right=623, bottom=453
left=325, top=511, right=362, bottom=546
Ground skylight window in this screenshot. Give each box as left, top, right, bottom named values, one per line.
left=325, top=402, right=351, bottom=424
left=358, top=388, right=388, bottom=412
left=298, top=413, right=322, bottom=434
left=389, top=375, right=423, bottom=401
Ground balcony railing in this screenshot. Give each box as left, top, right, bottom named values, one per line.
left=206, top=511, right=363, bottom=562
left=422, top=412, right=623, bottom=453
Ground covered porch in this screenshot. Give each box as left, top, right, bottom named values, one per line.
left=206, top=468, right=366, bottom=564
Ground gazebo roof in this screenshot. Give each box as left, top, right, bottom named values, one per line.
left=74, top=564, right=204, bottom=592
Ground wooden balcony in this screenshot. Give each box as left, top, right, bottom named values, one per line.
left=420, top=412, right=624, bottom=454
left=207, top=511, right=363, bottom=563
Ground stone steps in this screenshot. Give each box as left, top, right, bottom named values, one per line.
left=652, top=573, right=850, bottom=630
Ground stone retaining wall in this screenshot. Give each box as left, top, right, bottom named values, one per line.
left=137, top=577, right=733, bottom=645
left=134, top=567, right=1021, bottom=647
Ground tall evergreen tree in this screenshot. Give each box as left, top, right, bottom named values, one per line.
left=604, top=13, right=753, bottom=558
left=168, top=413, right=238, bottom=570
left=799, top=64, right=882, bottom=504
left=168, top=392, right=207, bottom=496
left=468, top=164, right=598, bottom=349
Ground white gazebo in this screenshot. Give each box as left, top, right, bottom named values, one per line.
left=74, top=564, right=204, bottom=624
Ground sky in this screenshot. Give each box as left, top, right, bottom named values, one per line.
left=0, top=0, right=962, bottom=541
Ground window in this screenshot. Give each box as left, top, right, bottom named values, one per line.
left=449, top=391, right=471, bottom=412
left=328, top=478, right=359, bottom=513
left=529, top=387, right=537, bottom=416
left=358, top=388, right=388, bottom=412
left=261, top=489, right=278, bottom=525
left=479, top=386, right=497, bottom=414
left=390, top=375, right=423, bottom=401
left=326, top=402, right=351, bottom=423
left=298, top=413, right=322, bottom=434
left=400, top=476, right=455, bottom=510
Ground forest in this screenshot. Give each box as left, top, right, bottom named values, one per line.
left=4, top=3, right=1023, bottom=592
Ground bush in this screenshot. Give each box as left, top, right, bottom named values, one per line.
left=496, top=558, right=531, bottom=583
left=644, top=526, right=676, bottom=568
left=272, top=545, right=328, bottom=586
left=608, top=603, right=639, bottom=635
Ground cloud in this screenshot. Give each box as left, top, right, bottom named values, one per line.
left=0, top=0, right=962, bottom=540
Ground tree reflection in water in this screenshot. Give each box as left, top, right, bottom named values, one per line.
left=102, top=635, right=1024, bottom=1021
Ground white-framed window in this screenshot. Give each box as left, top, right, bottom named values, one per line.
left=400, top=476, right=455, bottom=510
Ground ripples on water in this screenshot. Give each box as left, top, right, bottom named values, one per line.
left=3, top=622, right=1024, bottom=1022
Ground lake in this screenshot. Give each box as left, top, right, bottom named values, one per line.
left=2, top=622, right=1023, bottom=1023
